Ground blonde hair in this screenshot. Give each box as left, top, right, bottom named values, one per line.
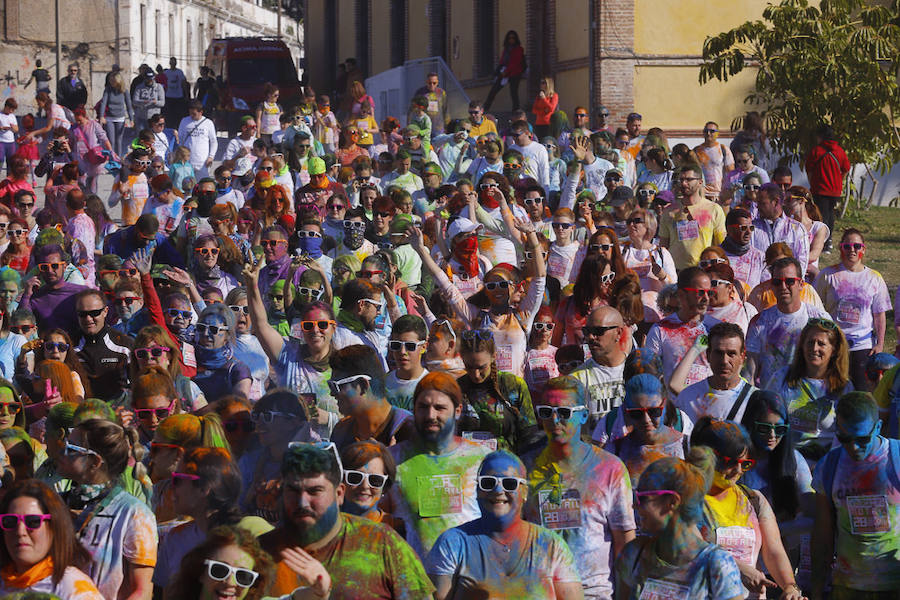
left=174, top=146, right=191, bottom=163
left=110, top=72, right=125, bottom=94
left=540, top=76, right=555, bottom=96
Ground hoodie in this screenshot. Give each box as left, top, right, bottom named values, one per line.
left=805, top=139, right=850, bottom=196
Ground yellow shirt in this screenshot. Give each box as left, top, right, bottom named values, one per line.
left=658, top=198, right=726, bottom=270
left=354, top=115, right=378, bottom=146
left=469, top=118, right=498, bottom=138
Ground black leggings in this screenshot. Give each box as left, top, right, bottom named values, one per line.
left=484, top=76, right=521, bottom=112
left=814, top=194, right=840, bottom=246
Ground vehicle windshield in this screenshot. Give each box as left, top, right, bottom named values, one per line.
left=227, top=58, right=296, bottom=85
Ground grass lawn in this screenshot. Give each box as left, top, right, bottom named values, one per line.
left=832, top=206, right=900, bottom=351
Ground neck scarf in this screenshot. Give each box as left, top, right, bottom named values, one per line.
left=2, top=556, right=54, bottom=589
left=337, top=308, right=364, bottom=333
left=720, top=235, right=750, bottom=257
left=296, top=235, right=323, bottom=258
left=196, top=344, right=232, bottom=370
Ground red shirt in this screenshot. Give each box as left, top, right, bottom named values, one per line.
left=805, top=139, right=850, bottom=196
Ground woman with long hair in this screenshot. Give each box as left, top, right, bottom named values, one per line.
left=225, top=287, right=269, bottom=403
left=336, top=124, right=367, bottom=167
left=0, top=478, right=102, bottom=598
left=56, top=418, right=157, bottom=600
left=213, top=395, right=255, bottom=459
left=765, top=318, right=852, bottom=463
left=531, top=76, right=558, bottom=139
left=615, top=449, right=744, bottom=598
left=621, top=207, right=676, bottom=318
left=813, top=227, right=890, bottom=390
left=483, top=30, right=526, bottom=112
left=70, top=107, right=113, bottom=194
left=552, top=254, right=618, bottom=346
left=785, top=186, right=828, bottom=279
left=524, top=306, right=560, bottom=398
left=691, top=418, right=804, bottom=600
left=164, top=525, right=275, bottom=600
left=262, top=184, right=295, bottom=232
left=191, top=233, right=239, bottom=296
left=0, top=217, right=31, bottom=274
left=154, top=447, right=273, bottom=588
left=348, top=80, right=375, bottom=119
left=456, top=328, right=540, bottom=454
left=85, top=194, right=118, bottom=256
left=254, top=82, right=282, bottom=144
left=22, top=360, right=80, bottom=438
left=637, top=147, right=674, bottom=192
left=130, top=324, right=203, bottom=409
left=16, top=328, right=90, bottom=400
left=98, top=71, right=134, bottom=157
left=0, top=294, right=26, bottom=380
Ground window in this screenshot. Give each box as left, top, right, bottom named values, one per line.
left=475, top=0, right=496, bottom=78
left=140, top=5, right=147, bottom=53
left=390, top=0, right=407, bottom=67
left=430, top=0, right=448, bottom=61
left=355, top=0, right=370, bottom=77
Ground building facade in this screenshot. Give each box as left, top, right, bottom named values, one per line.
left=304, top=0, right=765, bottom=133
left=1, top=0, right=302, bottom=113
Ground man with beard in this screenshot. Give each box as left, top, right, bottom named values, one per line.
left=524, top=376, right=635, bottom=600
left=259, top=443, right=434, bottom=599
left=328, top=344, right=415, bottom=451
left=720, top=207, right=766, bottom=289
left=644, top=266, right=720, bottom=388
left=570, top=306, right=629, bottom=429
left=426, top=450, right=583, bottom=599
left=386, top=372, right=491, bottom=557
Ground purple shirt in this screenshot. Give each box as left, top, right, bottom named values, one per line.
left=257, top=254, right=303, bottom=307
left=24, top=281, right=90, bottom=338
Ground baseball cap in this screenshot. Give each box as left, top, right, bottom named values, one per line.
left=627, top=112, right=642, bottom=121
left=867, top=353, right=899, bottom=378
left=308, top=157, right=326, bottom=176
left=604, top=168, right=623, bottom=179
left=232, top=156, right=255, bottom=177
left=598, top=105, right=610, bottom=116
left=404, top=124, right=422, bottom=137
left=150, top=264, right=173, bottom=281
left=390, top=213, right=415, bottom=236
left=609, top=186, right=634, bottom=207
left=446, top=217, right=482, bottom=240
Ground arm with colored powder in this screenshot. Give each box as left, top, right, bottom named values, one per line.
left=409, top=225, right=477, bottom=326
left=668, top=333, right=707, bottom=396
left=754, top=492, right=803, bottom=599
left=872, top=309, right=886, bottom=355
left=131, top=247, right=179, bottom=346
left=242, top=258, right=285, bottom=364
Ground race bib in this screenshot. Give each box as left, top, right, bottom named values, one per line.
left=788, top=402, right=820, bottom=434
left=462, top=431, right=498, bottom=451
left=290, top=319, right=305, bottom=339
left=454, top=275, right=480, bottom=298
left=846, top=495, right=891, bottom=534
left=417, top=474, right=463, bottom=518
left=527, top=354, right=556, bottom=385
left=324, top=129, right=334, bottom=144
left=632, top=262, right=651, bottom=278
left=538, top=488, right=582, bottom=530
left=496, top=344, right=513, bottom=372
left=547, top=253, right=570, bottom=279
left=837, top=299, right=862, bottom=325
left=428, top=100, right=439, bottom=113
left=181, top=343, right=196, bottom=368
left=640, top=579, right=691, bottom=600
left=676, top=220, right=699, bottom=241
left=716, top=526, right=756, bottom=564
left=357, top=120, right=368, bottom=131
left=132, top=181, right=149, bottom=200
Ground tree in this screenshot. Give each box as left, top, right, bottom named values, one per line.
left=699, top=0, right=900, bottom=178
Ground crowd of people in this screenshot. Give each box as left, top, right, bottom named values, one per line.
left=0, top=39, right=896, bottom=600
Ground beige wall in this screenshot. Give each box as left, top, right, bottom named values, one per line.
left=554, top=67, right=590, bottom=117
left=634, top=0, right=768, bottom=55
left=337, top=0, right=356, bottom=65
left=408, top=2, right=429, bottom=60
left=634, top=65, right=757, bottom=130
left=448, top=1, right=475, bottom=81
left=305, top=1, right=327, bottom=91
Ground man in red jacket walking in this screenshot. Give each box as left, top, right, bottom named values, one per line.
left=805, top=124, right=850, bottom=251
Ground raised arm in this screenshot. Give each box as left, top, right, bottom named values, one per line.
left=242, top=258, right=285, bottom=363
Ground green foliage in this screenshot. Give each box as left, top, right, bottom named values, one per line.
left=700, top=0, right=900, bottom=174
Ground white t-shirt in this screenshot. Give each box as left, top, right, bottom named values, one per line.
left=510, top=141, right=550, bottom=190
left=384, top=369, right=429, bottom=411
left=223, top=135, right=256, bottom=161
left=814, top=264, right=891, bottom=351
left=77, top=489, right=158, bottom=600
left=676, top=378, right=757, bottom=424
left=177, top=116, right=218, bottom=168
left=547, top=242, right=582, bottom=287
left=746, top=303, right=831, bottom=386
left=570, top=357, right=626, bottom=420
left=0, top=112, right=17, bottom=144
left=707, top=300, right=757, bottom=334
left=644, top=313, right=720, bottom=389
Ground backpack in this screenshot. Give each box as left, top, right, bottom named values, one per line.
left=887, top=369, right=900, bottom=438
left=820, top=437, right=900, bottom=500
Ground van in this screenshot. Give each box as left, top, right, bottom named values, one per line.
left=205, top=37, right=302, bottom=135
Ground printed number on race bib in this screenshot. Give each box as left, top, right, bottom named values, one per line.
left=640, top=579, right=691, bottom=600
left=538, top=489, right=583, bottom=530
left=846, top=495, right=891, bottom=534
left=837, top=300, right=862, bottom=325
left=417, top=474, right=463, bottom=517
left=496, top=344, right=513, bottom=372
left=676, top=220, right=699, bottom=241
left=716, top=526, right=756, bottom=564
left=428, top=100, right=439, bottom=113
left=547, top=254, right=569, bottom=279
left=462, top=431, right=498, bottom=451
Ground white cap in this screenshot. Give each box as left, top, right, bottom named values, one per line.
left=232, top=156, right=255, bottom=177
left=446, top=217, right=481, bottom=240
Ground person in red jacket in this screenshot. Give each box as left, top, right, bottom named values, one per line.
left=805, top=124, right=850, bottom=251
left=531, top=76, right=559, bottom=139
left=483, top=30, right=526, bottom=112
